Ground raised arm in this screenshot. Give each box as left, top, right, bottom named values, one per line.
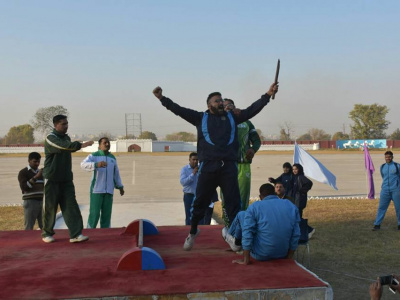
left=153, top=86, right=202, bottom=126
left=235, top=83, right=279, bottom=124
left=46, top=134, right=94, bottom=154
left=268, top=174, right=283, bottom=184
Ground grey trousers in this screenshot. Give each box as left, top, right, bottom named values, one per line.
left=23, top=200, right=43, bottom=230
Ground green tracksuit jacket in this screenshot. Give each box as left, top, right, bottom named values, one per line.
left=43, top=129, right=82, bottom=181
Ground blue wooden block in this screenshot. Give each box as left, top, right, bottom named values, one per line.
left=141, top=247, right=165, bottom=270
left=142, top=219, right=159, bottom=235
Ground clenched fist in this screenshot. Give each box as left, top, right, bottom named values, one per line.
left=153, top=86, right=163, bottom=99
left=266, top=82, right=279, bottom=97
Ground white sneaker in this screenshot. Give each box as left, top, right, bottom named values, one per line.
left=221, top=227, right=228, bottom=240
left=70, top=234, right=89, bottom=243
left=308, top=228, right=316, bottom=239
left=42, top=236, right=55, bottom=243
left=224, top=232, right=242, bottom=252
left=183, top=228, right=200, bottom=251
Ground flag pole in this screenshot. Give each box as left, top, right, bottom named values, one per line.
left=364, top=143, right=368, bottom=198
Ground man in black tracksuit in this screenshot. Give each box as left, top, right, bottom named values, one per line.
left=153, top=82, right=278, bottom=250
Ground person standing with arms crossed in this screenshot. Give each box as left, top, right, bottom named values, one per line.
left=42, top=115, right=94, bottom=243
left=152, top=82, right=278, bottom=251
left=18, top=152, right=44, bottom=230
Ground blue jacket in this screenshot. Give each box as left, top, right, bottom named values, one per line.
left=380, top=161, right=400, bottom=192
left=180, top=164, right=198, bottom=194
left=242, top=195, right=300, bottom=261
left=160, top=94, right=270, bottom=162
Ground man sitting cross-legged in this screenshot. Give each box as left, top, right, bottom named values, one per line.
left=222, top=183, right=300, bottom=264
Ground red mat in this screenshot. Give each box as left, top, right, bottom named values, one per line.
left=0, top=225, right=327, bottom=299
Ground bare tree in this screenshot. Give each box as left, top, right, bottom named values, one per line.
left=279, top=122, right=294, bottom=141
left=31, top=105, right=69, bottom=137
left=256, top=129, right=266, bottom=141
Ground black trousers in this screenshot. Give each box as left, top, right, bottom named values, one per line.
left=191, top=160, right=240, bottom=232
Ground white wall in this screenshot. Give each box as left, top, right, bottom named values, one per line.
left=0, top=147, right=44, bottom=154
left=115, top=139, right=153, bottom=152
left=151, top=141, right=197, bottom=152
left=80, top=141, right=118, bottom=153
left=0, top=140, right=198, bottom=153
left=259, top=143, right=319, bottom=151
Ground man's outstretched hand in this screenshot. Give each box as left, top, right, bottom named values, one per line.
left=266, top=82, right=279, bottom=97
left=82, top=141, right=94, bottom=148
left=153, top=86, right=163, bottom=99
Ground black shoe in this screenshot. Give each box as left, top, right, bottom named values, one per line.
left=398, top=225, right=400, bottom=230
left=372, top=225, right=380, bottom=231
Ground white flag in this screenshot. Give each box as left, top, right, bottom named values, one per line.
left=293, top=142, right=338, bottom=190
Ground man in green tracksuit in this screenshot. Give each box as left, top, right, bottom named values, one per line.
left=221, top=99, right=261, bottom=227
left=42, top=115, right=94, bottom=243
left=81, top=137, right=125, bottom=228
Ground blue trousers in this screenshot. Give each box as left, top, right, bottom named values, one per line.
left=228, top=211, right=270, bottom=261
left=228, top=210, right=245, bottom=239
left=183, top=193, right=195, bottom=225
left=374, top=189, right=400, bottom=226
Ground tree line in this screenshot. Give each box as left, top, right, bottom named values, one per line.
left=279, top=103, right=400, bottom=141
left=1, top=103, right=400, bottom=145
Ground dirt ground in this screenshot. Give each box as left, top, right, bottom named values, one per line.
left=1, top=151, right=386, bottom=205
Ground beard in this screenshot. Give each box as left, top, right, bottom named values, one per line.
left=210, top=105, right=224, bottom=115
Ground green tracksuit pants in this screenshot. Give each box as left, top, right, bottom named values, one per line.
left=42, top=180, right=84, bottom=238
left=87, top=193, right=113, bottom=228
left=221, top=163, right=251, bottom=227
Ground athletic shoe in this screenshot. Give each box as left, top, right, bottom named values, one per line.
left=183, top=228, right=200, bottom=251
left=69, top=234, right=89, bottom=243
left=42, top=236, right=55, bottom=243
left=372, top=225, right=381, bottom=231
left=308, top=228, right=316, bottom=239
left=221, top=227, right=228, bottom=240
left=224, top=232, right=242, bottom=252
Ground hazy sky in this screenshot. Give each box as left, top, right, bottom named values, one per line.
left=1, top=1, right=399, bottom=139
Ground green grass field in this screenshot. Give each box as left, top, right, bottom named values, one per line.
left=214, top=199, right=399, bottom=300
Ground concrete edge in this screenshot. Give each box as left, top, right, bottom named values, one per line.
left=295, top=261, right=334, bottom=300
left=67, top=286, right=332, bottom=299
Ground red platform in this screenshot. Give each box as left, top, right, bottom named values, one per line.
left=0, top=225, right=328, bottom=299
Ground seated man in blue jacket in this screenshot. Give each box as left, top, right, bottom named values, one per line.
left=222, top=183, right=300, bottom=264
